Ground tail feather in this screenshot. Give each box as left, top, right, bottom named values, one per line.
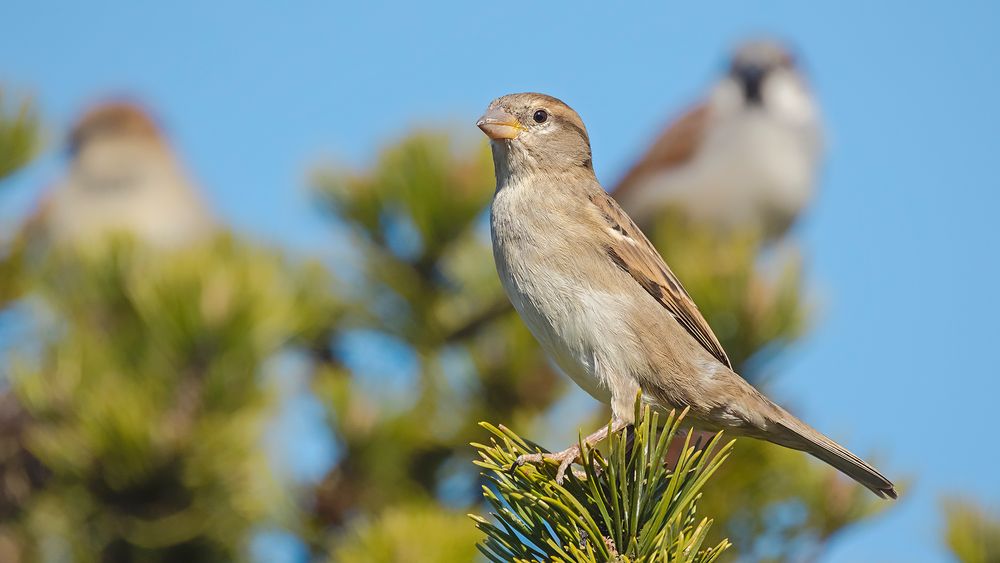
left=770, top=414, right=897, bottom=499
left=675, top=367, right=896, bottom=498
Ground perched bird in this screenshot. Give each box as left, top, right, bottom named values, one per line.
left=478, top=92, right=894, bottom=498
left=612, top=39, right=823, bottom=239
left=30, top=101, right=214, bottom=250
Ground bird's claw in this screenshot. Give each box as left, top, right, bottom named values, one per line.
left=514, top=445, right=582, bottom=484
left=514, top=452, right=545, bottom=466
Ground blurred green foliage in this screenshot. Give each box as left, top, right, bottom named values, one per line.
left=0, top=89, right=39, bottom=309
left=944, top=499, right=1000, bottom=563
left=332, top=503, right=479, bottom=563
left=0, top=89, right=39, bottom=181
left=0, top=88, right=38, bottom=563
left=6, top=238, right=337, bottom=562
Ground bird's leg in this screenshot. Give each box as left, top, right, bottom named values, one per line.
left=516, top=418, right=630, bottom=484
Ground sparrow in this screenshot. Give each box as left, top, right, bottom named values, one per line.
left=29, top=100, right=215, bottom=250
left=478, top=92, right=895, bottom=499
left=612, top=39, right=823, bottom=239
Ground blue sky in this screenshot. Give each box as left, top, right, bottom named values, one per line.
left=3, top=1, right=999, bottom=561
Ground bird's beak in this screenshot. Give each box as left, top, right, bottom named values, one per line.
left=477, top=107, right=522, bottom=140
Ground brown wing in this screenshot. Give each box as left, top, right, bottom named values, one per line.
left=588, top=190, right=732, bottom=369
left=611, top=103, right=709, bottom=200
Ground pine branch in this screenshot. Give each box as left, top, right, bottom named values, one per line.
left=472, top=402, right=734, bottom=562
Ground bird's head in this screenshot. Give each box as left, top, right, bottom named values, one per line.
left=68, top=101, right=165, bottom=157
left=716, top=39, right=813, bottom=119
left=477, top=93, right=593, bottom=180
left=65, top=100, right=175, bottom=189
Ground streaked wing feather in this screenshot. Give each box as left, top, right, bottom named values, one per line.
left=589, top=191, right=732, bottom=369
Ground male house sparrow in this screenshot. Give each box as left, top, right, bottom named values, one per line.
left=32, top=101, right=214, bottom=250
left=612, top=40, right=822, bottom=239
left=478, top=93, right=894, bottom=498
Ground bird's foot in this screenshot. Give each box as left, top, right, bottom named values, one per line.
left=515, top=444, right=583, bottom=484
left=513, top=419, right=630, bottom=484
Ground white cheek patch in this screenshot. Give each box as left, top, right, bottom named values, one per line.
left=766, top=72, right=817, bottom=123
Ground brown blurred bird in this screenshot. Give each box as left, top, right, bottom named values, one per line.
left=612, top=39, right=823, bottom=239
left=479, top=92, right=894, bottom=498
left=30, top=101, right=214, bottom=249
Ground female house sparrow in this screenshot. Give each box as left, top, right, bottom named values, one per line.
left=478, top=93, right=894, bottom=499
left=612, top=40, right=823, bottom=239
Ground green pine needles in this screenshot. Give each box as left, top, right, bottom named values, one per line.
left=472, top=401, right=735, bottom=562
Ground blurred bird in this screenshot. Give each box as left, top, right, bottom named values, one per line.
left=612, top=39, right=823, bottom=239
left=29, top=100, right=215, bottom=250
left=479, top=92, right=894, bottom=498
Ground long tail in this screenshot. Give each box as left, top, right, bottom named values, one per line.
left=761, top=405, right=897, bottom=499
left=668, top=368, right=897, bottom=498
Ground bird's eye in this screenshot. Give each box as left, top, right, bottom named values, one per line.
left=533, top=110, right=548, bottom=123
